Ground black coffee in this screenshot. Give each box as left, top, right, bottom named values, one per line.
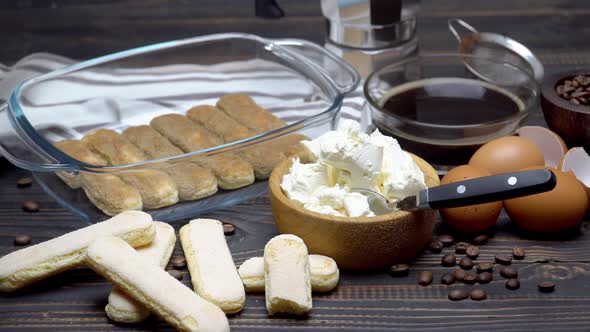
left=380, top=78, right=522, bottom=126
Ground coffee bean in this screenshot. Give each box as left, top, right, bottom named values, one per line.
left=438, top=234, right=454, bottom=247
left=463, top=273, right=477, bottom=284
left=441, top=254, right=456, bottom=267
left=453, top=268, right=466, bottom=281
left=500, top=266, right=518, bottom=279
left=389, top=264, right=410, bottom=277
left=512, top=247, right=525, bottom=260
left=471, top=234, right=489, bottom=245
left=448, top=288, right=469, bottom=301
left=459, top=257, right=473, bottom=270
left=477, top=262, right=494, bottom=273
left=14, top=234, right=32, bottom=246
left=418, top=271, right=433, bottom=286
left=495, top=254, right=512, bottom=265
left=167, top=269, right=183, bottom=281
left=16, top=177, right=32, bottom=188
left=170, top=256, right=187, bottom=269
left=223, top=223, right=236, bottom=235
left=466, top=246, right=480, bottom=259
left=477, top=272, right=493, bottom=284
left=427, top=240, right=443, bottom=253
left=470, top=288, right=487, bottom=301
left=22, top=200, right=39, bottom=212
left=441, top=272, right=455, bottom=285
left=455, top=242, right=470, bottom=254
left=538, top=281, right=555, bottom=293
left=505, top=278, right=520, bottom=290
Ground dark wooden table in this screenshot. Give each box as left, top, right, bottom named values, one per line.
left=2, top=1, right=590, bottom=331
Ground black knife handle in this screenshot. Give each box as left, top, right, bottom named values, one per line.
left=425, top=169, right=556, bottom=209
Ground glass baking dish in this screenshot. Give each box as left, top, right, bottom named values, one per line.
left=0, top=33, right=360, bottom=223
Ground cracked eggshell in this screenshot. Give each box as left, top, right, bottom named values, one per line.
left=561, top=147, right=590, bottom=203
left=516, top=126, right=568, bottom=168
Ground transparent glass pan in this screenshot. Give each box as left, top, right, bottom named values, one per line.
left=0, top=33, right=360, bottom=223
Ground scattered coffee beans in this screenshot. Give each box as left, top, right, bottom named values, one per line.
left=556, top=75, right=590, bottom=105
left=389, top=264, right=410, bottom=277
left=455, top=242, right=470, bottom=254
left=538, top=281, right=555, bottom=293
left=506, top=278, right=520, bottom=290
left=495, top=254, right=512, bottom=265
left=477, top=272, right=493, bottom=284
left=477, top=262, right=494, bottom=273
left=471, top=234, right=489, bottom=245
left=167, top=269, right=184, bottom=281
left=441, top=272, right=455, bottom=285
left=453, top=268, right=466, bottom=281
left=441, top=254, right=457, bottom=267
left=22, top=200, right=39, bottom=212
left=470, top=288, right=487, bottom=301
left=223, top=223, right=236, bottom=235
left=14, top=234, right=32, bottom=246
left=418, top=271, right=433, bottom=286
left=500, top=266, right=518, bottom=279
left=438, top=234, right=454, bottom=247
left=427, top=240, right=443, bottom=253
left=16, top=177, right=32, bottom=188
left=466, top=245, right=480, bottom=259
left=463, top=273, right=477, bottom=285
left=459, top=257, right=474, bottom=270
left=170, top=256, right=187, bottom=269
left=448, top=288, right=469, bottom=301
left=512, top=247, right=526, bottom=260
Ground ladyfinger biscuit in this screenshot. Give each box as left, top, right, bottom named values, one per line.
left=216, top=94, right=286, bottom=133
left=54, top=140, right=108, bottom=188
left=151, top=114, right=254, bottom=190
left=264, top=234, right=312, bottom=315
left=118, top=170, right=179, bottom=209
left=180, top=219, right=245, bottom=314
left=86, top=236, right=230, bottom=332
left=187, top=105, right=284, bottom=179
left=83, top=129, right=179, bottom=209
left=123, top=125, right=218, bottom=201
left=82, top=129, right=148, bottom=165
left=81, top=173, right=143, bottom=216
left=106, top=222, right=176, bottom=323
left=0, top=211, right=155, bottom=292
left=238, top=254, right=339, bottom=293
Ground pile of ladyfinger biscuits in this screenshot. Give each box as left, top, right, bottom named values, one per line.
left=54, top=94, right=307, bottom=216
left=0, top=211, right=339, bottom=332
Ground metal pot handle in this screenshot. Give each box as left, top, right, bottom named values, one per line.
left=448, top=18, right=479, bottom=43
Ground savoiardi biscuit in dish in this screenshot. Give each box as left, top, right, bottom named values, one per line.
left=180, top=219, right=245, bottom=314
left=264, top=234, right=312, bottom=315
left=151, top=114, right=254, bottom=190
left=105, top=222, right=176, bottom=323
left=123, top=125, right=218, bottom=201
left=238, top=254, right=339, bottom=293
left=86, top=236, right=230, bottom=332
left=82, top=128, right=179, bottom=209
left=187, top=105, right=284, bottom=180
left=216, top=94, right=286, bottom=133
left=53, top=139, right=108, bottom=189
left=0, top=211, right=155, bottom=292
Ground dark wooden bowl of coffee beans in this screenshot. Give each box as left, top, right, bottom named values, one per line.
left=541, top=71, right=590, bottom=149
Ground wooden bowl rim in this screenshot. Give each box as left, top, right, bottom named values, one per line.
left=269, top=153, right=440, bottom=225
left=541, top=70, right=590, bottom=114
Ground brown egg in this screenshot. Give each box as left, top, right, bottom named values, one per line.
left=469, top=136, right=545, bottom=175
left=439, top=165, right=502, bottom=233
left=504, top=167, right=589, bottom=233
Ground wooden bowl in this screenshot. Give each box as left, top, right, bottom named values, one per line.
left=269, top=154, right=440, bottom=271
left=541, top=70, right=590, bottom=149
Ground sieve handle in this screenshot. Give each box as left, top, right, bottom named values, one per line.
left=448, top=18, right=479, bottom=43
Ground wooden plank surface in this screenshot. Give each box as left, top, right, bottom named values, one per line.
left=1, top=1, right=590, bottom=331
